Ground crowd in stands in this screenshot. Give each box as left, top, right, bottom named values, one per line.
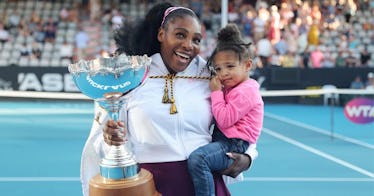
left=196, top=0, right=374, bottom=69
left=350, top=71, right=374, bottom=89
left=0, top=0, right=373, bottom=68
left=0, top=0, right=84, bottom=66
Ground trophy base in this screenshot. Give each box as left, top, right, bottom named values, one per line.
left=89, top=169, right=161, bottom=196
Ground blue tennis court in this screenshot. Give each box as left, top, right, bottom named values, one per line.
left=0, top=100, right=373, bottom=195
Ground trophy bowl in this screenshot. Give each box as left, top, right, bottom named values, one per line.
left=69, top=54, right=150, bottom=101
left=68, top=54, right=151, bottom=180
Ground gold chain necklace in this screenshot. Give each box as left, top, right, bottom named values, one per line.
left=149, top=74, right=211, bottom=114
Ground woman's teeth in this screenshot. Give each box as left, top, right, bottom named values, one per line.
left=175, top=52, right=190, bottom=60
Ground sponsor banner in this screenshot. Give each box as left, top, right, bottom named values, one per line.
left=0, top=66, right=79, bottom=92
left=344, top=98, right=374, bottom=124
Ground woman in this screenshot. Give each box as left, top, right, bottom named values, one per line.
left=81, top=2, right=257, bottom=196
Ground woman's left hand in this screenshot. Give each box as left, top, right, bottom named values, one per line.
left=220, top=152, right=252, bottom=178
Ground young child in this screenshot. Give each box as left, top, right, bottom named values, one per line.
left=187, top=23, right=264, bottom=196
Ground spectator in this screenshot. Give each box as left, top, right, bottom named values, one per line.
left=30, top=11, right=42, bottom=26
left=43, top=17, right=58, bottom=43
left=256, top=35, right=272, bottom=67
left=297, top=31, right=308, bottom=54
left=90, top=0, right=101, bottom=22
left=320, top=54, right=335, bottom=68
left=7, top=10, right=21, bottom=29
left=360, top=46, right=371, bottom=66
left=31, top=41, right=42, bottom=59
left=324, top=13, right=339, bottom=30
left=19, top=42, right=31, bottom=57
left=274, top=33, right=288, bottom=55
left=307, top=21, right=319, bottom=46
left=310, top=45, right=324, bottom=68
left=269, top=50, right=282, bottom=67
left=268, top=5, right=281, bottom=44
left=345, top=50, right=359, bottom=67
left=33, top=24, right=46, bottom=43
left=75, top=27, right=89, bottom=60
left=59, top=7, right=70, bottom=22
left=344, top=0, right=357, bottom=23
left=44, top=25, right=56, bottom=43
left=337, top=34, right=348, bottom=51
left=101, top=9, right=112, bottom=26
left=240, top=8, right=254, bottom=38
left=28, top=11, right=42, bottom=33
left=0, top=22, right=10, bottom=43
left=279, top=2, right=294, bottom=29
left=252, top=5, right=269, bottom=43
left=365, top=72, right=374, bottom=89
left=311, top=4, right=322, bottom=23
left=68, top=3, right=80, bottom=23
left=111, top=9, right=124, bottom=30
left=350, top=75, right=364, bottom=89
left=347, top=34, right=359, bottom=50
left=189, top=0, right=203, bottom=18
left=335, top=50, right=346, bottom=67
left=60, top=41, right=74, bottom=62
left=300, top=47, right=311, bottom=68
left=280, top=51, right=297, bottom=67
left=286, top=27, right=298, bottom=54
left=44, top=17, right=58, bottom=29
left=17, top=18, right=30, bottom=37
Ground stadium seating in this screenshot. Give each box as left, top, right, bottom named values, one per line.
left=0, top=0, right=373, bottom=67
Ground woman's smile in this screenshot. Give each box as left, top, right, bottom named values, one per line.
left=174, top=51, right=191, bottom=64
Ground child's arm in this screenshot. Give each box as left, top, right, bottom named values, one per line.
left=211, top=87, right=252, bottom=129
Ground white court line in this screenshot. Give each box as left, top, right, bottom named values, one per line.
left=243, top=177, right=374, bottom=182
left=1, top=177, right=373, bottom=182
left=0, top=109, right=93, bottom=115
left=263, top=128, right=374, bottom=178
left=0, top=177, right=80, bottom=182
left=265, top=112, right=374, bottom=150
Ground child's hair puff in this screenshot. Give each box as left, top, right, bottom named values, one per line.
left=207, top=23, right=252, bottom=70
left=216, top=23, right=243, bottom=45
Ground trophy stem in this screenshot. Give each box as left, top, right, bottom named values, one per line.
left=100, top=143, right=139, bottom=180
left=103, top=92, right=123, bottom=122
left=99, top=92, right=139, bottom=180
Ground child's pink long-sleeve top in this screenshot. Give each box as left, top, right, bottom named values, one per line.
left=211, top=78, right=264, bottom=144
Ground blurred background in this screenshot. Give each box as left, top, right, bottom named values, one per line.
left=0, top=0, right=373, bottom=94
left=0, top=1, right=373, bottom=196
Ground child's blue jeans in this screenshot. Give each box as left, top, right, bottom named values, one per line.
left=187, top=129, right=249, bottom=196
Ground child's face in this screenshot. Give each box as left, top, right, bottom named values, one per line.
left=212, top=50, right=251, bottom=89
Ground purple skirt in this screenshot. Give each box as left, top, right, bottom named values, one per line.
left=140, top=161, right=231, bottom=196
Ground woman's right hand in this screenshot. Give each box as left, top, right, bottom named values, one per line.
left=103, top=120, right=126, bottom=146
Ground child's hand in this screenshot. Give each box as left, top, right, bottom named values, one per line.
left=209, top=76, right=222, bottom=91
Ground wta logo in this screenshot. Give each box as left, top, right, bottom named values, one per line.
left=344, top=98, right=374, bottom=124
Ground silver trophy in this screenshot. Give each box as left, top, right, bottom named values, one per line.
left=68, top=54, right=151, bottom=180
